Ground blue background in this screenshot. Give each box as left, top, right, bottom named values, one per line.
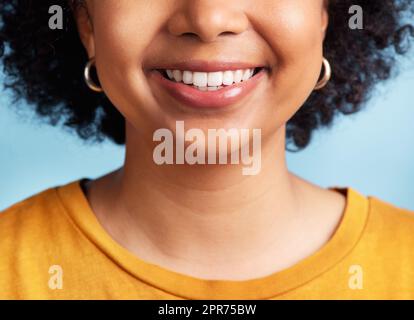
left=1, top=58, right=413, bottom=211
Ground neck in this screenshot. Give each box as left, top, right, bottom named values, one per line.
left=87, top=123, right=342, bottom=279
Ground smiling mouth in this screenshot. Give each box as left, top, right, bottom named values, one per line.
left=149, top=61, right=268, bottom=109
left=156, top=67, right=265, bottom=91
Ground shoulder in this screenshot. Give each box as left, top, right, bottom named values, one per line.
left=0, top=181, right=87, bottom=298
left=357, top=193, right=414, bottom=261
left=0, top=181, right=81, bottom=265
left=366, top=195, right=414, bottom=235
left=0, top=186, right=64, bottom=236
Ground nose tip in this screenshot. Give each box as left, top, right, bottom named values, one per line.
left=167, top=2, right=249, bottom=43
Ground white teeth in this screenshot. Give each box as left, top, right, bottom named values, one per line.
left=222, top=71, right=234, bottom=86
left=234, top=70, right=243, bottom=83
left=193, top=72, right=208, bottom=87
left=242, top=69, right=252, bottom=81
left=164, top=68, right=257, bottom=90
left=166, top=70, right=174, bottom=79
left=195, top=86, right=223, bottom=91
left=208, top=72, right=223, bottom=87
left=182, top=71, right=193, bottom=84
left=172, top=70, right=182, bottom=82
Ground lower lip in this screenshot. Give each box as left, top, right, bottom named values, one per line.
left=150, top=70, right=266, bottom=109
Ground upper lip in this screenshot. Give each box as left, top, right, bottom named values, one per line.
left=147, top=60, right=267, bottom=72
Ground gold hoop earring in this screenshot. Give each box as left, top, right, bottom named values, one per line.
left=314, top=57, right=331, bottom=90
left=84, top=58, right=103, bottom=93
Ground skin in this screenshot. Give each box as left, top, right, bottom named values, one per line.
left=76, top=0, right=346, bottom=280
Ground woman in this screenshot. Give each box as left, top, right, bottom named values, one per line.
left=0, top=0, right=413, bottom=299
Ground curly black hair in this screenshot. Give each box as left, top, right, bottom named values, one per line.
left=0, top=0, right=413, bottom=149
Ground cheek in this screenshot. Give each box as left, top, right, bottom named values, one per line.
left=88, top=2, right=172, bottom=127
left=94, top=13, right=152, bottom=62
left=265, top=6, right=323, bottom=63
left=253, top=1, right=325, bottom=121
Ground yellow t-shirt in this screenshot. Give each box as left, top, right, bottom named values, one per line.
left=1, top=179, right=414, bottom=300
